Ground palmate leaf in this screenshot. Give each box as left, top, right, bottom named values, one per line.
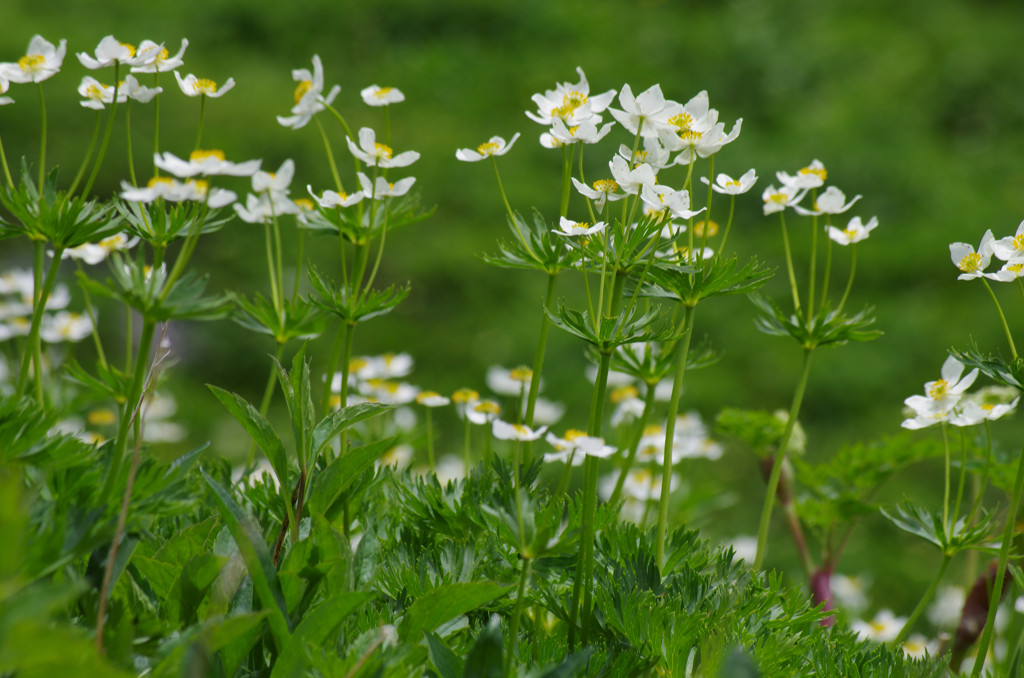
left=300, top=191, right=434, bottom=243
left=307, top=264, right=410, bottom=323
left=950, top=344, right=1024, bottom=389
left=880, top=500, right=999, bottom=556
left=544, top=301, right=675, bottom=351
left=480, top=210, right=576, bottom=274
left=397, top=581, right=514, bottom=642
left=751, top=293, right=882, bottom=349
left=230, top=291, right=329, bottom=344
left=640, top=255, right=774, bottom=306
left=115, top=199, right=232, bottom=247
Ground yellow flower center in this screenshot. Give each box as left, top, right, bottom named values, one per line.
left=982, top=403, right=995, bottom=411
left=452, top=388, right=479, bottom=403
left=678, top=129, right=702, bottom=143
left=767, top=192, right=788, bottom=205
left=669, top=112, right=694, bottom=131
left=725, top=178, right=742, bottom=188
left=610, top=385, right=640, bottom=403
left=416, top=391, right=442, bottom=404
left=374, top=86, right=394, bottom=98
left=1008, top=263, right=1024, bottom=275
left=188, top=179, right=210, bottom=196
left=18, top=54, right=44, bottom=72
left=552, top=91, right=587, bottom=118
left=84, top=84, right=105, bottom=101
left=476, top=141, right=500, bottom=156
left=349, top=357, right=368, bottom=372
left=374, top=142, right=394, bottom=159
left=190, top=149, right=226, bottom=163
left=120, top=42, right=137, bottom=57
left=294, top=79, right=313, bottom=104
left=799, top=165, right=828, bottom=181
left=474, top=401, right=501, bottom=415
left=957, top=252, right=982, bottom=272
left=564, top=429, right=587, bottom=441
left=928, top=379, right=950, bottom=399
left=294, top=197, right=314, bottom=211
left=88, top=408, right=118, bottom=426
left=99, top=234, right=127, bottom=251
left=694, top=220, right=719, bottom=237
left=1013, top=234, right=1024, bottom=252
left=843, top=228, right=858, bottom=240
left=194, top=78, right=218, bottom=94
left=157, top=47, right=170, bottom=62
left=509, top=366, right=533, bottom=382
left=148, top=176, right=175, bottom=189
left=513, top=424, right=530, bottom=436
left=594, top=179, right=619, bottom=193
left=643, top=424, right=662, bottom=436
left=329, top=394, right=342, bottom=409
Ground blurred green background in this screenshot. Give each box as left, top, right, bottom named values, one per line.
left=4, top=0, right=1024, bottom=610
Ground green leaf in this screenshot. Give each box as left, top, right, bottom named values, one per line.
left=461, top=615, right=503, bottom=678
left=398, top=581, right=514, bottom=642
left=201, top=471, right=292, bottom=651
left=310, top=402, right=392, bottom=460
left=425, top=631, right=464, bottom=678
left=751, top=293, right=882, bottom=349
left=307, top=437, right=396, bottom=517
left=208, top=385, right=289, bottom=489
left=271, top=592, right=376, bottom=678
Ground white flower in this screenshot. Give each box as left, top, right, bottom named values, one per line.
left=361, top=84, right=404, bottom=106
left=640, top=184, right=705, bottom=221
left=553, top=217, right=607, bottom=237
left=525, top=67, right=615, bottom=127
left=991, top=220, right=1024, bottom=263
left=486, top=365, right=534, bottom=396
left=851, top=609, right=906, bottom=643
left=828, top=216, right=878, bottom=246
left=455, top=134, right=521, bottom=162
left=663, top=119, right=743, bottom=163
left=523, top=396, right=565, bottom=426
left=831, top=573, right=870, bottom=613
left=761, top=184, right=807, bottom=215
left=416, top=391, right=450, bottom=407
left=618, top=139, right=672, bottom=171
left=40, top=311, right=93, bottom=343
left=62, top=233, right=139, bottom=265
left=347, top=127, right=419, bottom=168
left=77, top=36, right=148, bottom=69
left=950, top=230, right=995, bottom=280
left=701, top=169, right=757, bottom=195
left=356, top=172, right=416, bottom=200
left=121, top=74, right=162, bottom=103
left=308, top=186, right=364, bottom=209
left=277, top=55, right=340, bottom=130
left=609, top=156, right=657, bottom=195
left=793, top=185, right=861, bottom=216
left=174, top=72, right=235, bottom=97
left=777, top=160, right=827, bottom=189
left=0, top=74, right=12, bottom=105
left=902, top=356, right=979, bottom=429
left=120, top=176, right=237, bottom=207
left=154, top=149, right=261, bottom=178
left=608, top=83, right=674, bottom=138
left=131, top=39, right=189, bottom=73
left=492, top=419, right=547, bottom=442
left=0, top=35, right=67, bottom=84
left=545, top=117, right=613, bottom=146
left=571, top=177, right=625, bottom=212
left=465, top=400, right=501, bottom=425
left=359, top=379, right=419, bottom=405
left=78, top=75, right=161, bottom=109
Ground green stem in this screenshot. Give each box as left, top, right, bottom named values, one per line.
left=314, top=115, right=344, bottom=193
left=718, top=196, right=736, bottom=254
left=247, top=342, right=287, bottom=468
left=819, top=228, right=833, bottom=314
left=36, top=82, right=47, bottom=190
left=425, top=408, right=435, bottom=472
left=807, top=211, right=819, bottom=313
left=75, top=260, right=108, bottom=371
left=753, top=347, right=814, bottom=570
left=99, top=320, right=156, bottom=504
left=125, top=101, right=137, bottom=186
left=0, top=133, right=13, bottom=190
left=970, top=442, right=1024, bottom=678
left=82, top=66, right=121, bottom=200
left=608, top=382, right=658, bottom=507
left=559, top=144, right=573, bottom=218
left=836, top=244, right=857, bottom=313
left=942, top=422, right=951, bottom=539
left=152, top=73, right=161, bottom=177
left=524, top=273, right=558, bottom=434
left=779, top=212, right=803, bottom=319
left=194, top=93, right=206, bottom=150
left=655, top=304, right=696, bottom=568
left=16, top=242, right=64, bottom=401
left=894, top=554, right=951, bottom=647
left=65, top=111, right=102, bottom=200
left=505, top=557, right=533, bottom=678
left=980, top=277, right=1018, bottom=360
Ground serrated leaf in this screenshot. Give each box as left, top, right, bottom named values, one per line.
left=398, top=581, right=514, bottom=641
left=271, top=591, right=376, bottom=678
left=425, top=631, right=464, bottom=678
left=310, top=402, right=391, bottom=462
left=208, top=385, right=289, bottom=489
left=307, top=437, right=396, bottom=517
left=201, top=471, right=292, bottom=650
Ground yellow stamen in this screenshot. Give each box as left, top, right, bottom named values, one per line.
left=120, top=42, right=137, bottom=57
left=294, top=198, right=314, bottom=211
left=957, top=252, right=982, bottom=273
left=19, top=54, right=44, bottom=72
left=928, top=379, right=950, bottom=400
left=294, top=79, right=312, bottom=104
left=476, top=141, right=500, bottom=156
left=593, top=179, right=619, bottom=193
left=610, top=385, right=640, bottom=403
left=474, top=401, right=501, bottom=415
left=193, top=78, right=218, bottom=94
left=452, top=388, right=479, bottom=403
left=694, top=220, right=719, bottom=238
left=189, top=149, right=226, bottom=163
left=509, top=366, right=533, bottom=382
left=88, top=408, right=118, bottom=426
left=374, top=142, right=394, bottom=159
left=374, top=86, right=393, bottom=98
left=148, top=176, right=175, bottom=189
left=669, top=112, right=694, bottom=131
left=799, top=164, right=828, bottom=181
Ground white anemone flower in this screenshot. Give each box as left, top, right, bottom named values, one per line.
left=174, top=72, right=235, bottom=97
left=131, top=39, right=189, bottom=73
left=608, top=83, right=674, bottom=138
left=554, top=217, right=607, bottom=237
left=416, top=391, right=450, bottom=408
left=991, top=220, right=1024, bottom=263
left=0, top=35, right=67, bottom=84
left=761, top=184, right=807, bottom=215
left=640, top=184, right=705, bottom=221
left=902, top=355, right=979, bottom=429
left=794, top=185, right=861, bottom=216
left=525, top=67, right=615, bottom=127
left=851, top=609, right=906, bottom=643
left=701, top=169, right=757, bottom=195
left=77, top=36, right=149, bottom=69
left=308, top=186, right=364, bottom=209
left=465, top=400, right=501, bottom=425
left=609, top=156, right=657, bottom=195
left=40, top=311, right=93, bottom=343
left=950, top=230, right=995, bottom=280
left=0, top=75, right=12, bottom=106
left=571, top=178, right=624, bottom=212
left=828, top=216, right=879, bottom=246
left=618, top=139, right=671, bottom=171
left=486, top=365, right=534, bottom=396
left=121, top=74, right=162, bottom=103
left=154, top=149, right=261, bottom=178
left=492, top=419, right=547, bottom=442
left=546, top=117, right=613, bottom=146
left=456, top=133, right=521, bottom=162
left=347, top=127, right=419, bottom=168
left=277, top=55, right=340, bottom=130
left=356, top=172, right=416, bottom=200
left=63, top=233, right=139, bottom=265
left=120, top=176, right=236, bottom=207
left=361, top=85, right=405, bottom=106
left=777, top=160, right=828, bottom=189
left=664, top=119, right=743, bottom=163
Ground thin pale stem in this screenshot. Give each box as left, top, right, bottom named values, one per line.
left=82, top=68, right=122, bottom=199
left=314, top=115, right=344, bottom=193
left=836, top=244, right=857, bottom=313
left=980, top=277, right=1018, bottom=360
left=36, top=82, right=47, bottom=190
left=16, top=242, right=64, bottom=401
left=754, top=347, right=814, bottom=570
left=504, top=557, right=532, bottom=678
left=779, top=212, right=803, bottom=319
left=608, top=383, right=658, bottom=507
left=894, top=554, right=951, bottom=647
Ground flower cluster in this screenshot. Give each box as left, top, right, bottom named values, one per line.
left=950, top=221, right=1024, bottom=282
left=901, top=356, right=1017, bottom=429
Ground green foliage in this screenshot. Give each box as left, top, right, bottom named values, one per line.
left=751, top=294, right=882, bottom=350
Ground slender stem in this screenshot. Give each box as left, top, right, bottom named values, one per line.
left=125, top=101, right=137, bottom=187
left=314, top=115, right=344, bottom=193
left=321, top=321, right=345, bottom=415
left=980, top=277, right=1018, bottom=360
left=75, top=260, right=108, bottom=370
left=718, top=196, right=736, bottom=254
left=65, top=111, right=102, bottom=201
left=970, top=443, right=1024, bottom=678
left=265, top=222, right=282, bottom=313
left=953, top=428, right=969, bottom=534
left=247, top=342, right=287, bottom=468
left=656, top=304, right=696, bottom=568
left=36, top=82, right=47, bottom=190
left=608, top=383, right=658, bottom=507
left=16, top=242, right=64, bottom=401
left=462, top=416, right=472, bottom=470
left=0, top=134, right=13, bottom=189
left=754, top=347, right=814, bottom=570
left=967, top=422, right=994, bottom=529
left=425, top=408, right=436, bottom=472
left=807, top=211, right=819, bottom=313
left=559, top=145, right=573, bottom=218
left=194, top=93, right=206, bottom=150
left=941, top=422, right=951, bottom=539
left=505, top=557, right=532, bottom=678
left=152, top=73, right=161, bottom=177
left=894, top=555, right=951, bottom=647
left=819, top=228, right=833, bottom=313
left=836, top=244, right=857, bottom=313
left=778, top=212, right=803, bottom=319
left=524, top=273, right=558, bottom=431
left=82, top=66, right=121, bottom=200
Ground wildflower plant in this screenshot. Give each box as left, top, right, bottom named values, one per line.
left=4, top=31, right=1020, bottom=678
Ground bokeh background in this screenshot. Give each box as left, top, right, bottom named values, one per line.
left=5, top=0, right=1024, bottom=613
